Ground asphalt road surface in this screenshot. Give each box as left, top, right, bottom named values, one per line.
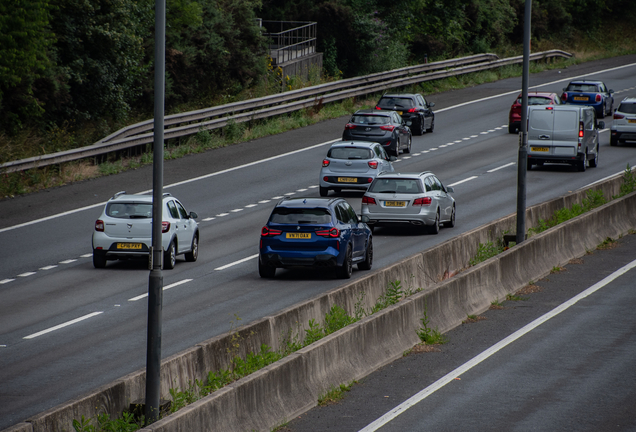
left=1, top=54, right=635, bottom=430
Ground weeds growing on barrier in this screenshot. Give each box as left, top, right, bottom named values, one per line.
left=416, top=305, right=448, bottom=345
left=318, top=380, right=357, bottom=406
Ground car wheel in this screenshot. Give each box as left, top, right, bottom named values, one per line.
left=578, top=151, right=587, bottom=172
left=427, top=118, right=434, bottom=133
left=258, top=259, right=276, bottom=278
left=527, top=161, right=533, bottom=170
left=403, top=136, right=412, bottom=154
left=319, top=187, right=329, bottom=197
left=93, top=251, right=107, bottom=269
left=336, top=244, right=353, bottom=279
left=416, top=117, right=425, bottom=136
left=185, top=234, right=198, bottom=262
left=443, top=205, right=456, bottom=228
left=508, top=124, right=517, bottom=134
left=602, top=103, right=606, bottom=118
left=164, top=241, right=176, bottom=270
left=428, top=212, right=440, bottom=235
left=610, top=135, right=618, bottom=146
left=358, top=238, right=373, bottom=270
left=589, top=145, right=599, bottom=168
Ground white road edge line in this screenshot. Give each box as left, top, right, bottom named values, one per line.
left=215, top=254, right=259, bottom=271
left=128, top=279, right=193, bottom=302
left=24, top=311, right=104, bottom=340
left=358, top=258, right=636, bottom=432
left=4, top=62, right=636, bottom=235
left=487, top=162, right=516, bottom=173
left=448, top=176, right=478, bottom=187
left=580, top=165, right=636, bottom=190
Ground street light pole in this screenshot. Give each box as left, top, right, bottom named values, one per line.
left=145, top=0, right=166, bottom=424
left=516, top=0, right=532, bottom=245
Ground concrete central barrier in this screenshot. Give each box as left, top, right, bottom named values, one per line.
left=5, top=173, right=635, bottom=432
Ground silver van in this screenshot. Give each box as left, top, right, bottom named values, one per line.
left=527, top=105, right=604, bottom=172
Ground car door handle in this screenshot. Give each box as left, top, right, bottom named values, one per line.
left=539, top=135, right=550, bottom=140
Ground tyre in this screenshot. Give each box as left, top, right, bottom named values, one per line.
left=258, top=259, right=276, bottom=278
left=358, top=238, right=373, bottom=270
left=589, top=145, right=599, bottom=168
left=426, top=117, right=434, bottom=133
left=508, top=124, right=517, bottom=134
left=428, top=212, right=440, bottom=235
left=93, top=251, right=106, bottom=269
left=185, top=234, right=198, bottom=262
left=527, top=161, right=533, bottom=171
left=164, top=241, right=176, bottom=269
left=443, top=205, right=456, bottom=228
left=336, top=245, right=353, bottom=279
left=319, top=187, right=329, bottom=197
left=416, top=117, right=425, bottom=136
left=610, top=135, right=618, bottom=146
left=403, top=136, right=412, bottom=154
left=578, top=153, right=587, bottom=172
left=601, top=103, right=606, bottom=118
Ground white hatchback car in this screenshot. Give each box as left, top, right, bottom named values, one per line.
left=610, top=97, right=636, bottom=146
left=92, top=191, right=199, bottom=269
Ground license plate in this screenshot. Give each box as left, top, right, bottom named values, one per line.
left=531, top=147, right=549, bottom=152
left=629, top=119, right=636, bottom=123
left=117, top=243, right=142, bottom=250
left=397, top=111, right=403, bottom=115
left=573, top=96, right=588, bottom=101
left=286, top=233, right=311, bottom=239
left=385, top=201, right=406, bottom=207
left=337, top=177, right=357, bottom=183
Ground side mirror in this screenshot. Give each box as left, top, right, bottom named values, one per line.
left=190, top=211, right=198, bottom=219
left=446, top=186, right=454, bottom=193
left=428, top=102, right=435, bottom=108
left=597, top=121, right=605, bottom=130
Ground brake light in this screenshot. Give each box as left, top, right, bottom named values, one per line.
left=362, top=196, right=377, bottom=205
left=545, top=106, right=553, bottom=110
left=316, top=227, right=340, bottom=237
left=561, top=92, right=568, bottom=102
left=375, top=106, right=382, bottom=110
left=407, top=108, right=418, bottom=113
left=579, top=121, right=584, bottom=138
left=162, top=221, right=170, bottom=233
left=380, top=125, right=395, bottom=131
left=595, top=94, right=602, bottom=102
left=345, top=123, right=357, bottom=130
left=261, top=226, right=282, bottom=236
left=614, top=113, right=624, bottom=119
left=413, top=197, right=432, bottom=206
left=368, top=160, right=378, bottom=169
left=322, top=159, right=330, bottom=167
left=95, top=220, right=104, bottom=232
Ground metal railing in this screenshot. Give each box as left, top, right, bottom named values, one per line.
left=0, top=50, right=572, bottom=173
left=263, top=21, right=317, bottom=65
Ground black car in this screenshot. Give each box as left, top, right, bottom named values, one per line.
left=375, top=93, right=435, bottom=136
left=342, top=109, right=412, bottom=157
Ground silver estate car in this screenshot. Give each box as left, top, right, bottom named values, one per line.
left=610, top=97, right=636, bottom=146
left=361, top=172, right=455, bottom=234
left=92, top=191, right=199, bottom=269
left=319, top=141, right=396, bottom=196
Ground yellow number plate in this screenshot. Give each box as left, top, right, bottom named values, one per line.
left=573, top=96, right=588, bottom=101
left=397, top=111, right=403, bottom=115
left=286, top=233, right=311, bottom=239
left=385, top=201, right=406, bottom=207
left=117, top=243, right=142, bottom=250
left=337, top=177, right=357, bottom=183
left=629, top=119, right=636, bottom=123
left=531, top=147, right=549, bottom=152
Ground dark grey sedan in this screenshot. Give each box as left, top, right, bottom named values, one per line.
left=342, top=109, right=412, bottom=157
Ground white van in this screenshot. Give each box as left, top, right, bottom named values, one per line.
left=527, top=105, right=604, bottom=172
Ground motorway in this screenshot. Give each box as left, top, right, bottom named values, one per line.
left=1, top=55, right=635, bottom=429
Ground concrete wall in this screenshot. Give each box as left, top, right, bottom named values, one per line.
left=4, top=173, right=634, bottom=432
left=278, top=53, right=323, bottom=84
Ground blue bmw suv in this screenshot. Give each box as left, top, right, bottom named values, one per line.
left=259, top=197, right=373, bottom=279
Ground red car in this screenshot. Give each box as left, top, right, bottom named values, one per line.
left=508, top=92, right=562, bottom=133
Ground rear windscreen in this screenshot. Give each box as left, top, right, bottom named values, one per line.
left=377, top=97, right=414, bottom=109
left=106, top=202, right=152, bottom=218
left=328, top=147, right=373, bottom=160
left=618, top=103, right=636, bottom=114
left=566, top=84, right=599, bottom=92
left=368, top=178, right=423, bottom=194
left=518, top=96, right=553, bottom=105
left=270, top=208, right=332, bottom=224
left=350, top=115, right=390, bottom=125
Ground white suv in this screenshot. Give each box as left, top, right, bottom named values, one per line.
left=610, top=97, right=636, bottom=146
left=92, top=191, right=199, bottom=269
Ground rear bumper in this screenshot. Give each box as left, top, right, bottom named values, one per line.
left=260, top=253, right=338, bottom=268
left=527, top=153, right=585, bottom=165
left=319, top=176, right=374, bottom=190
left=611, top=128, right=636, bottom=141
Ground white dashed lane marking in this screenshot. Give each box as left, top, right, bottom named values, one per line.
left=24, top=311, right=103, bottom=340
left=128, top=279, right=193, bottom=302
left=0, top=279, right=15, bottom=284
left=215, top=254, right=259, bottom=271
left=18, top=272, right=36, bottom=277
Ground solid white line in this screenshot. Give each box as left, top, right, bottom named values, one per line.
left=359, top=258, right=636, bottom=432
left=215, top=254, right=259, bottom=271
left=24, top=312, right=103, bottom=340
left=128, top=279, right=193, bottom=301
left=448, top=176, right=478, bottom=187
left=487, top=162, right=516, bottom=173
left=579, top=165, right=635, bottom=190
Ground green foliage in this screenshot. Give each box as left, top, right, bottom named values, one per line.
left=317, top=381, right=355, bottom=405
left=469, top=240, right=506, bottom=266
left=72, top=411, right=141, bottom=432
left=529, top=189, right=607, bottom=235
left=615, top=164, right=636, bottom=198
left=416, top=305, right=448, bottom=345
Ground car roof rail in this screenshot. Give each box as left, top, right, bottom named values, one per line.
left=112, top=191, right=126, bottom=199
left=419, top=171, right=431, bottom=176
left=163, top=193, right=172, bottom=197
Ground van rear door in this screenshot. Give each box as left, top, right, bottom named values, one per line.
left=528, top=107, right=554, bottom=156
left=551, top=109, right=578, bottom=156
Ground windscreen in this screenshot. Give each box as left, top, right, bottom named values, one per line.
left=618, top=103, right=636, bottom=114
left=368, top=178, right=423, bottom=194
left=270, top=208, right=332, bottom=224
left=106, top=202, right=153, bottom=218
left=328, top=147, right=373, bottom=160
left=378, top=97, right=414, bottom=109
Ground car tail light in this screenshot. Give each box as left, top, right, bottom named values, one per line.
left=322, top=159, right=330, bottom=167
left=316, top=227, right=340, bottom=237
left=95, top=220, right=104, bottom=232
left=614, top=113, right=624, bottom=119
left=595, top=94, right=602, bottom=102
left=362, top=196, right=377, bottom=205
left=261, top=226, right=282, bottom=236
left=579, top=121, right=584, bottom=138
left=375, top=106, right=382, bottom=110
left=345, top=123, right=357, bottom=130
left=413, top=197, right=432, bottom=206
left=368, top=160, right=378, bottom=169
left=380, top=125, right=395, bottom=131
left=162, top=221, right=170, bottom=233
left=407, top=108, right=418, bottom=113
left=561, top=92, right=568, bottom=102
left=545, top=106, right=553, bottom=110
